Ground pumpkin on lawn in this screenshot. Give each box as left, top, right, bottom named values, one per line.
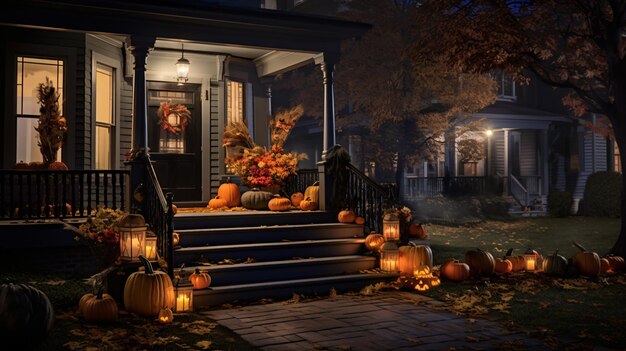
left=600, top=258, right=611, bottom=274
left=207, top=196, right=228, bottom=209
left=123, top=256, right=175, bottom=317
left=217, top=177, right=241, bottom=207
left=542, top=250, right=568, bottom=276
left=604, top=255, right=626, bottom=272
left=241, top=188, right=272, bottom=210
left=189, top=269, right=211, bottom=290
left=398, top=243, right=433, bottom=275
left=0, top=281, right=54, bottom=349
left=504, top=248, right=526, bottom=272
left=364, top=233, right=385, bottom=251
left=408, top=223, right=427, bottom=239
left=494, top=258, right=512, bottom=273
left=572, top=241, right=601, bottom=277
left=158, top=308, right=174, bottom=324
left=290, top=192, right=304, bottom=208
left=440, top=259, right=471, bottom=282
left=338, top=210, right=356, bottom=223
left=79, top=287, right=118, bottom=322
left=299, top=197, right=318, bottom=211
left=464, top=248, right=495, bottom=276
left=304, top=181, right=319, bottom=204
left=268, top=195, right=291, bottom=211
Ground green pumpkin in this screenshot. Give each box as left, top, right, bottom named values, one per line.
left=542, top=249, right=568, bottom=276
left=241, top=188, right=273, bottom=210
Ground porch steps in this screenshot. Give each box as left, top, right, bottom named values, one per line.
left=171, top=211, right=397, bottom=307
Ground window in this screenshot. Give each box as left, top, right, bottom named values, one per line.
left=16, top=56, right=63, bottom=163
left=492, top=70, right=516, bottom=101
left=95, top=64, right=115, bottom=169
left=615, top=141, right=622, bottom=173
left=227, top=80, right=244, bottom=125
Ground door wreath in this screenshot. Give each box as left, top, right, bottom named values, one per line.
left=157, top=102, right=191, bottom=135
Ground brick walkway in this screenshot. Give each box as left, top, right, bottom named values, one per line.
left=203, top=291, right=552, bottom=350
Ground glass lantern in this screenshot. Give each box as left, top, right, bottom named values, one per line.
left=174, top=278, right=194, bottom=312
left=380, top=241, right=400, bottom=272
left=383, top=213, right=400, bottom=242
left=524, top=253, right=538, bottom=271
left=118, top=214, right=147, bottom=262
left=145, top=231, right=158, bottom=261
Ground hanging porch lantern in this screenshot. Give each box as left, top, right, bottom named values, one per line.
left=173, top=278, right=194, bottom=313
left=145, top=231, right=158, bottom=261
left=380, top=241, right=400, bottom=272
left=118, top=214, right=147, bottom=262
left=176, top=42, right=190, bottom=86
left=383, top=213, right=400, bottom=242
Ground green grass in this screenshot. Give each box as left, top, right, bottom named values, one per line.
left=419, top=217, right=626, bottom=349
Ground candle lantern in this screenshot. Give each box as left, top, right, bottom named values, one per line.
left=380, top=241, right=400, bottom=272
left=173, top=278, right=194, bottom=312
left=383, top=213, right=400, bottom=242
left=524, top=248, right=542, bottom=272
left=145, top=231, right=158, bottom=261
left=118, top=214, right=147, bottom=262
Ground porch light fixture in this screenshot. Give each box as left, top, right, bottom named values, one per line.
left=383, top=213, right=401, bottom=242
left=145, top=231, right=158, bottom=261
left=118, top=214, right=147, bottom=262
left=485, top=129, right=493, bottom=136
left=380, top=241, right=400, bottom=272
left=173, top=278, right=194, bottom=312
left=176, top=42, right=190, bottom=86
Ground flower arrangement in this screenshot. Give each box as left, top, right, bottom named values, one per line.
left=224, top=105, right=307, bottom=189
left=35, top=77, right=67, bottom=166
left=76, top=207, right=127, bottom=268
left=157, top=101, right=191, bottom=134
left=384, top=206, right=414, bottom=224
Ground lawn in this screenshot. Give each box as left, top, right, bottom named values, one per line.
left=418, top=216, right=626, bottom=349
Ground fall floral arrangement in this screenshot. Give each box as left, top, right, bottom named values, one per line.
left=76, top=207, right=128, bottom=267
left=224, top=105, right=307, bottom=189
left=157, top=101, right=191, bottom=134
left=35, top=78, right=67, bottom=166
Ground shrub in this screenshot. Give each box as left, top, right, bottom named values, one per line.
left=580, top=171, right=622, bottom=217
left=548, top=191, right=572, bottom=217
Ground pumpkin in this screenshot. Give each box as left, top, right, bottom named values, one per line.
left=14, top=161, right=29, bottom=169
left=28, top=161, right=45, bottom=169
left=398, top=243, right=433, bottom=275
left=600, top=258, right=611, bottom=274
left=268, top=195, right=291, bottom=211
left=290, top=192, right=304, bottom=208
left=440, top=259, right=471, bottom=282
left=171, top=204, right=178, bottom=215
left=208, top=196, right=228, bottom=209
left=572, top=241, right=601, bottom=277
left=504, top=248, right=526, bottom=272
left=299, top=197, right=318, bottom=211
left=48, top=161, right=68, bottom=170
left=0, top=281, right=54, bottom=348
left=189, top=269, right=211, bottom=290
left=364, top=233, right=385, bottom=251
left=173, top=232, right=180, bottom=246
left=304, top=181, right=320, bottom=204
left=217, top=177, right=241, bottom=207
left=338, top=210, right=356, bottom=223
left=408, top=223, right=427, bottom=239
left=464, top=248, right=495, bottom=276
left=80, top=287, right=118, bottom=322
left=542, top=249, right=568, bottom=276
left=494, top=258, right=512, bottom=273
left=241, top=188, right=273, bottom=210
left=158, top=308, right=174, bottom=324
left=123, top=255, right=175, bottom=317
left=604, top=255, right=626, bottom=272
left=354, top=216, right=365, bottom=225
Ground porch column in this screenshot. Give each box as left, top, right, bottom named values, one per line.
left=540, top=129, right=549, bottom=197
left=129, top=36, right=155, bottom=151
left=316, top=56, right=337, bottom=160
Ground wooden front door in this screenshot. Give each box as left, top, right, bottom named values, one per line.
left=147, top=82, right=202, bottom=201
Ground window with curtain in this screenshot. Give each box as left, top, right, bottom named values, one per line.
left=16, top=56, right=64, bottom=163
left=95, top=64, right=115, bottom=169
left=227, top=80, right=244, bottom=125
left=492, top=70, right=516, bottom=101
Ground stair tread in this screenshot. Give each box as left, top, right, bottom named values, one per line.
left=175, top=238, right=365, bottom=252
left=194, top=272, right=398, bottom=294
left=175, top=210, right=329, bottom=218
left=183, top=255, right=376, bottom=272
left=177, top=222, right=362, bottom=234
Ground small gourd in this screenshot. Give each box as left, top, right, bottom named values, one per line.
left=338, top=210, right=356, bottom=223
left=299, top=197, right=318, bottom=211
left=189, top=269, right=211, bottom=290
left=207, top=196, right=228, bottom=209
left=268, top=195, right=291, bottom=211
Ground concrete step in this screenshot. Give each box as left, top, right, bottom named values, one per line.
left=173, top=238, right=366, bottom=266
left=173, top=210, right=337, bottom=230
left=176, top=223, right=364, bottom=247
left=192, top=272, right=399, bottom=307
left=183, top=255, right=377, bottom=286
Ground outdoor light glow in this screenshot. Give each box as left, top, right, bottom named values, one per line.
left=486, top=129, right=493, bottom=136
left=383, top=215, right=401, bottom=242
left=176, top=42, right=190, bottom=85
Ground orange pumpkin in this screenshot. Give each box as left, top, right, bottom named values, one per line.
left=504, top=248, right=526, bottom=272
left=440, top=259, right=471, bottom=282
left=80, top=288, right=118, bottom=322
left=600, top=258, right=611, bottom=274
left=408, top=223, right=427, bottom=239
left=572, top=241, right=601, bottom=277
left=268, top=195, right=291, bottom=211
left=338, top=210, right=356, bottom=223
left=171, top=204, right=178, bottom=215
left=354, top=216, right=365, bottom=225
left=189, top=269, right=211, bottom=290
left=290, top=192, right=304, bottom=208
left=304, top=181, right=320, bottom=204
left=398, top=244, right=433, bottom=275
left=494, top=258, right=513, bottom=273
left=14, top=161, right=29, bottom=169
left=48, top=161, right=68, bottom=170
left=158, top=308, right=174, bottom=324
left=217, top=177, right=241, bottom=207
left=464, top=248, right=495, bottom=276
left=605, top=255, right=626, bottom=272
left=208, top=196, right=228, bottom=209
left=299, top=197, right=318, bottom=211
left=364, top=233, right=385, bottom=251
left=172, top=232, right=180, bottom=246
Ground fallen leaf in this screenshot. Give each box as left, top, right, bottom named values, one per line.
left=196, top=340, right=212, bottom=349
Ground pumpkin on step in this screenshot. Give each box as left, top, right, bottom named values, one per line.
left=338, top=210, right=356, bottom=223
left=123, top=256, right=175, bottom=317
left=504, top=248, right=526, bottom=272
left=494, top=258, right=512, bottom=273
left=364, top=233, right=385, bottom=251
left=241, top=188, right=272, bottom=210
left=290, top=192, right=304, bottom=208
left=189, top=269, right=212, bottom=290
left=354, top=216, right=365, bottom=225
left=217, top=177, right=241, bottom=207
left=398, top=243, right=433, bottom=275
left=80, top=287, right=118, bottom=322
left=464, top=248, right=495, bottom=276
left=572, top=241, right=601, bottom=277
left=304, top=181, right=320, bottom=204
left=299, top=197, right=318, bottom=211
left=440, top=259, right=470, bottom=282
left=207, top=196, right=228, bottom=209
left=173, top=232, right=180, bottom=246
left=268, top=195, right=291, bottom=211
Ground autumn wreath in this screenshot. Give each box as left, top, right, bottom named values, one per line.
left=157, top=101, right=191, bottom=134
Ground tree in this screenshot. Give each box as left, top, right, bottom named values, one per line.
left=413, top=0, right=626, bottom=254
left=274, top=0, right=496, bottom=191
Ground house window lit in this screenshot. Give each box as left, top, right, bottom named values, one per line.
left=95, top=64, right=115, bottom=169
left=16, top=56, right=63, bottom=163
left=227, top=80, right=244, bottom=125
left=492, top=70, right=516, bottom=101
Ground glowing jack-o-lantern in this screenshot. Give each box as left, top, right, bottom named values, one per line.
left=413, top=266, right=441, bottom=291
left=158, top=308, right=173, bottom=324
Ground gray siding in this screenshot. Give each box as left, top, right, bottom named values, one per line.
left=520, top=130, right=537, bottom=176
left=494, top=130, right=505, bottom=175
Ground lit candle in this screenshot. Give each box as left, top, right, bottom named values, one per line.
left=176, top=294, right=189, bottom=311
left=526, top=258, right=536, bottom=271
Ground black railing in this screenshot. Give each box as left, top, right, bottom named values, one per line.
left=143, top=157, right=175, bottom=277
left=345, top=163, right=390, bottom=233
left=0, top=170, right=130, bottom=220
left=284, top=168, right=319, bottom=195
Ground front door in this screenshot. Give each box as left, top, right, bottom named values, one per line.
left=147, top=82, right=202, bottom=201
